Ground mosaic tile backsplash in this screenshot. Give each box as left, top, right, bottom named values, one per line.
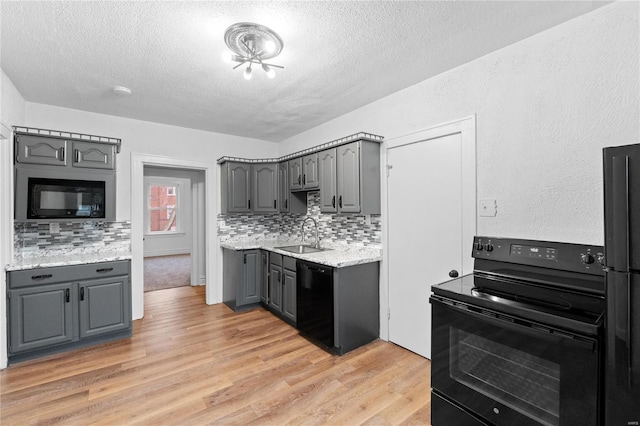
left=13, top=221, right=131, bottom=260
left=218, top=192, right=381, bottom=247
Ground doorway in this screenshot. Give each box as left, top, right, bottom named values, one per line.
left=130, top=154, right=216, bottom=321
left=384, top=116, right=476, bottom=359
left=142, top=169, right=202, bottom=293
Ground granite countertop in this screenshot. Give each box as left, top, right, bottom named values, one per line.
left=6, top=250, right=133, bottom=271
left=220, top=239, right=382, bottom=268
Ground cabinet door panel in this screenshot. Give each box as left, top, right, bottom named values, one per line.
left=228, top=163, right=252, bottom=212
left=279, top=162, right=289, bottom=213
left=15, top=135, right=67, bottom=166
left=282, top=270, right=297, bottom=323
left=337, top=142, right=361, bottom=213
left=241, top=250, right=261, bottom=305
left=260, top=251, right=270, bottom=304
left=9, top=283, right=74, bottom=353
left=72, top=141, right=115, bottom=170
left=253, top=163, right=278, bottom=213
left=79, top=277, right=130, bottom=339
left=319, top=149, right=337, bottom=213
left=289, top=158, right=303, bottom=191
left=303, top=154, right=319, bottom=189
left=269, top=264, right=283, bottom=312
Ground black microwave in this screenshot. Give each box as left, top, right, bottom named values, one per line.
left=15, top=168, right=116, bottom=221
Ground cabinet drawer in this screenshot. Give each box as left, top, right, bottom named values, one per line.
left=8, top=260, right=130, bottom=289
left=283, top=256, right=296, bottom=271
left=270, top=252, right=282, bottom=267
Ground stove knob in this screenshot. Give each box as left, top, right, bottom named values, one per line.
left=475, top=242, right=483, bottom=251
left=484, top=243, right=494, bottom=252
left=581, top=254, right=594, bottom=264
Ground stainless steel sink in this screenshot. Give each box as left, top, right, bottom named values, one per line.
left=275, top=245, right=330, bottom=254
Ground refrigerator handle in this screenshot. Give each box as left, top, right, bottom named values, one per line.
left=627, top=273, right=632, bottom=389
left=611, top=155, right=631, bottom=271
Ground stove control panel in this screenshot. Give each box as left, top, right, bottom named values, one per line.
left=472, top=236, right=605, bottom=275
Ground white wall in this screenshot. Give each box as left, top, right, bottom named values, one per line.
left=1, top=68, right=26, bottom=369
left=279, top=1, right=640, bottom=246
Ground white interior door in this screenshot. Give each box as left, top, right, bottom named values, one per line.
left=387, top=132, right=464, bottom=359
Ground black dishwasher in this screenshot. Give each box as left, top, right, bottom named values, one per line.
left=296, top=260, right=334, bottom=350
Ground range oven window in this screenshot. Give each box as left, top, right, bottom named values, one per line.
left=28, top=178, right=106, bottom=219
left=450, top=328, right=560, bottom=425
left=431, top=300, right=600, bottom=426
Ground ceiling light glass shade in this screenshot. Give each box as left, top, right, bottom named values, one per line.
left=262, top=64, right=275, bottom=79
left=223, top=22, right=284, bottom=79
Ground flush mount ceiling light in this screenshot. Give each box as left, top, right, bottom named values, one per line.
left=223, top=22, right=284, bottom=80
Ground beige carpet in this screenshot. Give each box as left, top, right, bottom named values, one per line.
left=144, top=254, right=191, bottom=292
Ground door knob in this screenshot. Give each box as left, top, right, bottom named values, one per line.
left=449, top=270, right=459, bottom=278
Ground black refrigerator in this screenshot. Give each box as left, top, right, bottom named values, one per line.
left=603, top=142, right=640, bottom=425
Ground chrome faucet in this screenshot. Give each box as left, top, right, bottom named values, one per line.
left=301, top=217, right=320, bottom=249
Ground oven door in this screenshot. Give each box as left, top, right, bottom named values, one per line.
left=431, top=297, right=600, bottom=426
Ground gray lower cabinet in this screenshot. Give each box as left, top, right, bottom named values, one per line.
left=267, top=253, right=296, bottom=324
left=282, top=268, right=296, bottom=323
left=78, top=276, right=131, bottom=339
left=260, top=250, right=269, bottom=304
left=223, top=248, right=261, bottom=311
left=6, top=260, right=132, bottom=363
left=9, top=283, right=75, bottom=353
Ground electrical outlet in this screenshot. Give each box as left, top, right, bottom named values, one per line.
left=49, top=222, right=60, bottom=234
left=479, top=199, right=497, bottom=217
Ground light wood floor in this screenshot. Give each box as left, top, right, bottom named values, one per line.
left=1, top=286, right=431, bottom=425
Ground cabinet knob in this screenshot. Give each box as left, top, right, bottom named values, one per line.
left=339, top=195, right=343, bottom=208
left=65, top=288, right=70, bottom=303
left=303, top=174, right=306, bottom=185
left=80, top=287, right=85, bottom=301
left=332, top=195, right=335, bottom=208
left=449, top=270, right=459, bottom=278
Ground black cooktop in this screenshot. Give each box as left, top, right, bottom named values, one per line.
left=431, top=236, right=606, bottom=336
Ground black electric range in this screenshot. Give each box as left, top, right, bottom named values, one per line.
left=430, top=236, right=606, bottom=426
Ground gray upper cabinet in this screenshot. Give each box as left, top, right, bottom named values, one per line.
left=72, top=141, right=115, bottom=170
left=319, top=148, right=338, bottom=213
left=289, top=158, right=303, bottom=191
left=302, top=153, right=319, bottom=190
left=279, top=162, right=290, bottom=213
left=335, top=141, right=381, bottom=214
left=15, top=135, right=116, bottom=170
left=252, top=163, right=278, bottom=213
left=221, top=162, right=252, bottom=213
left=9, top=283, right=74, bottom=353
left=279, top=162, right=307, bottom=214
left=78, top=276, right=131, bottom=339
left=15, top=134, right=67, bottom=166
left=337, top=142, right=361, bottom=213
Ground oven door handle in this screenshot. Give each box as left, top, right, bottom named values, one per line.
left=431, top=297, right=597, bottom=352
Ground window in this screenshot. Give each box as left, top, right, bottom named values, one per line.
left=147, top=184, right=179, bottom=233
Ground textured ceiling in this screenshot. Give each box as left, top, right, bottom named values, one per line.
left=0, top=1, right=608, bottom=142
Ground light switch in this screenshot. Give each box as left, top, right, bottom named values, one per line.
left=49, top=222, right=60, bottom=234
left=479, top=199, right=497, bottom=217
